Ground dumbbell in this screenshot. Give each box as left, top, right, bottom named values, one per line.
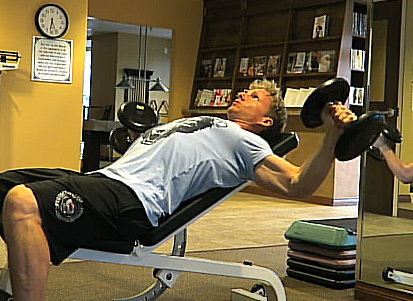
left=367, top=122, right=402, bottom=161
left=300, top=78, right=401, bottom=161
left=109, top=102, right=158, bottom=154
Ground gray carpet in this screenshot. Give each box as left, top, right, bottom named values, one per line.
left=45, top=245, right=356, bottom=300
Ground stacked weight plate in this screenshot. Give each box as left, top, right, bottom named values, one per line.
left=284, top=218, right=357, bottom=289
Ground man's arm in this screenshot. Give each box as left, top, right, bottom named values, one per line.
left=254, top=103, right=356, bottom=197
left=374, top=135, right=413, bottom=183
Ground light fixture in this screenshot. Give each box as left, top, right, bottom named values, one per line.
left=115, top=74, right=135, bottom=89
left=150, top=77, right=169, bottom=92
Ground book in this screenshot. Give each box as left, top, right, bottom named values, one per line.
left=253, top=56, right=267, bottom=76
left=193, top=89, right=203, bottom=106
left=296, top=87, right=316, bottom=107
left=318, top=50, right=336, bottom=72
left=266, top=54, right=281, bottom=75
left=247, top=59, right=255, bottom=76
left=213, top=57, right=227, bottom=78
left=352, top=12, right=368, bottom=37
left=239, top=57, right=249, bottom=76
left=351, top=49, right=365, bottom=71
left=199, top=59, right=213, bottom=77
left=199, top=89, right=214, bottom=106
left=349, top=86, right=364, bottom=106
left=213, top=89, right=232, bottom=106
left=195, top=88, right=232, bottom=107
left=304, top=51, right=317, bottom=73
left=284, top=88, right=300, bottom=107
left=287, top=52, right=306, bottom=74
left=312, top=14, right=329, bottom=39
left=284, top=87, right=316, bottom=107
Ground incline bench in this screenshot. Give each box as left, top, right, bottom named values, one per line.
left=0, top=132, right=299, bottom=301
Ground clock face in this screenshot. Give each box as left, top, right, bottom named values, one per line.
left=35, top=4, right=69, bottom=38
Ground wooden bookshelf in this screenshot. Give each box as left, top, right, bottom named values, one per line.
left=185, top=0, right=371, bottom=205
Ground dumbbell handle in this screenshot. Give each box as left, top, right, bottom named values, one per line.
left=382, top=108, right=398, bottom=118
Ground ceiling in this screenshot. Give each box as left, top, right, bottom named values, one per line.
left=87, top=17, right=173, bottom=39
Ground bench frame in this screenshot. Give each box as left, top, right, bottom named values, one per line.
left=0, top=133, right=299, bottom=301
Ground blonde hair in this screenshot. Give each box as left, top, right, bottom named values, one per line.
left=249, top=79, right=287, bottom=135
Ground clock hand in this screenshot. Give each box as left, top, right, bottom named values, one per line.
left=50, top=17, right=55, bottom=31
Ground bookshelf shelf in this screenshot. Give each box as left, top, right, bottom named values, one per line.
left=241, top=41, right=285, bottom=49
left=287, top=36, right=342, bottom=45
left=189, top=0, right=369, bottom=114
left=195, top=76, right=233, bottom=82
left=236, top=75, right=280, bottom=80
left=283, top=72, right=336, bottom=78
left=187, top=0, right=370, bottom=205
left=352, top=35, right=367, bottom=39
left=201, top=46, right=238, bottom=53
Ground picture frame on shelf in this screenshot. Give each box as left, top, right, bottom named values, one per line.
left=194, top=88, right=232, bottom=107
left=318, top=50, right=336, bottom=72
left=304, top=50, right=336, bottom=73
left=287, top=52, right=306, bottom=74
left=200, top=59, right=213, bottom=78
left=239, top=57, right=249, bottom=77
left=266, top=54, right=281, bottom=75
left=253, top=56, right=267, bottom=76
left=213, top=57, right=227, bottom=78
left=351, top=49, right=366, bottom=71
left=312, top=14, right=329, bottom=39
left=349, top=86, right=364, bottom=106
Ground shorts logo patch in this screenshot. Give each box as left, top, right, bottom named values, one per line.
left=54, top=190, right=84, bottom=223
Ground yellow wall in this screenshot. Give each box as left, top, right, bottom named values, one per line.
left=88, top=0, right=204, bottom=121
left=0, top=0, right=202, bottom=170
left=0, top=0, right=88, bottom=171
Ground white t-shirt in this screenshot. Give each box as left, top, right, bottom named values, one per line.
left=98, top=116, right=273, bottom=226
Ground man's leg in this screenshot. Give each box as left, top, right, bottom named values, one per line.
left=3, top=185, right=50, bottom=301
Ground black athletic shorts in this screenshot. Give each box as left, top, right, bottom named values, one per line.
left=0, top=168, right=153, bottom=265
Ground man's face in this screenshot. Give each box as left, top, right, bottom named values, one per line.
left=227, top=88, right=273, bottom=127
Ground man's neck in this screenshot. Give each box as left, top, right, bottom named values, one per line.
left=229, top=118, right=260, bottom=133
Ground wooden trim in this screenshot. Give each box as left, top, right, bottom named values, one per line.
left=241, top=184, right=335, bottom=205
left=399, top=194, right=411, bottom=203
left=355, top=281, right=413, bottom=301
left=398, top=208, right=413, bottom=219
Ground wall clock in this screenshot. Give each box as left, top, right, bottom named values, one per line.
left=35, top=4, right=69, bottom=39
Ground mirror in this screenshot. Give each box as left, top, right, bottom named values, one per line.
left=81, top=18, right=172, bottom=172
left=357, top=0, right=413, bottom=297
left=84, top=18, right=172, bottom=123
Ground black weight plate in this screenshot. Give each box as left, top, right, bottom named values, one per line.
left=382, top=124, right=403, bottom=143
left=335, top=111, right=384, bottom=161
left=118, top=102, right=158, bottom=132
left=109, top=127, right=132, bottom=155
left=300, top=78, right=350, bottom=128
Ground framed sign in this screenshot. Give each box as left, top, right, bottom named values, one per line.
left=31, top=36, right=73, bottom=83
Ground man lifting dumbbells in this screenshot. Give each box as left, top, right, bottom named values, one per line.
left=0, top=79, right=356, bottom=301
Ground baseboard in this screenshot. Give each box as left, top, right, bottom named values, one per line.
left=398, top=208, right=413, bottom=219
left=241, top=185, right=358, bottom=206
left=355, top=281, right=413, bottom=301
left=399, top=194, right=411, bottom=203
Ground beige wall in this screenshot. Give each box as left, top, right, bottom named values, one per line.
left=88, top=0, right=204, bottom=121
left=0, top=0, right=87, bottom=171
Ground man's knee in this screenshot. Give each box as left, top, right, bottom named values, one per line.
left=3, top=185, right=41, bottom=223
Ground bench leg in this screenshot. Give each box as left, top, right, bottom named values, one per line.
left=71, top=250, right=286, bottom=301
